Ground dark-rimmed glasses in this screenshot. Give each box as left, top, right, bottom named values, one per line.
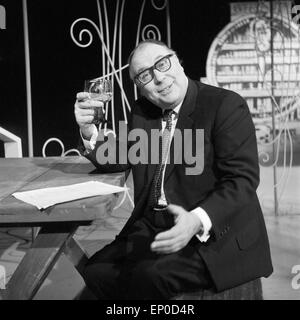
left=134, top=54, right=174, bottom=86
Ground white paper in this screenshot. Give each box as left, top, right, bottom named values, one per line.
left=12, top=181, right=128, bottom=210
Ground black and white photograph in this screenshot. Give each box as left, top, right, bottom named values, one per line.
left=0, top=0, right=299, bottom=304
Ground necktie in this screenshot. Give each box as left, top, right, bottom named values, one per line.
left=149, top=109, right=174, bottom=208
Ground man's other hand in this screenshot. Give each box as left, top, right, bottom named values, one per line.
left=150, top=204, right=203, bottom=254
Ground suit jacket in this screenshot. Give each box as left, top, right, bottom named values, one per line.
left=85, top=79, right=273, bottom=292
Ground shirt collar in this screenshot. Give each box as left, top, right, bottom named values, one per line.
left=161, top=102, right=182, bottom=121
left=173, top=102, right=182, bottom=115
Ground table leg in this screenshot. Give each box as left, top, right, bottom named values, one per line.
left=63, top=237, right=97, bottom=300
left=1, top=224, right=77, bottom=300
left=63, top=237, right=89, bottom=277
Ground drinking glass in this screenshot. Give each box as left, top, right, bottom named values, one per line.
left=84, top=78, right=112, bottom=125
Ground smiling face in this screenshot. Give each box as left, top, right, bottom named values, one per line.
left=129, top=43, right=188, bottom=110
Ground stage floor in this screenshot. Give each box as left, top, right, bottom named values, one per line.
left=1, top=212, right=299, bottom=300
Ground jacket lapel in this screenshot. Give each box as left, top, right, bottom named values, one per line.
left=142, top=79, right=199, bottom=186
left=137, top=101, right=162, bottom=186
left=164, top=79, right=198, bottom=183
left=145, top=116, right=161, bottom=185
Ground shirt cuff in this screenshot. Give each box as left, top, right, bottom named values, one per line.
left=190, top=207, right=212, bottom=243
left=80, top=125, right=98, bottom=152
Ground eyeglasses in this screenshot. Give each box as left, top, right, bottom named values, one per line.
left=134, top=54, right=174, bottom=86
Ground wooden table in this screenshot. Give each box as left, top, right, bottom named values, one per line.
left=0, top=156, right=124, bottom=300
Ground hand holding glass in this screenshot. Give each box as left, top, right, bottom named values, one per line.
left=84, top=78, right=112, bottom=125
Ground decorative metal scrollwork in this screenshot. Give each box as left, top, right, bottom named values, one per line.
left=141, top=24, right=161, bottom=41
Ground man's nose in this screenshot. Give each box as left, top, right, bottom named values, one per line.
left=153, top=69, right=165, bottom=83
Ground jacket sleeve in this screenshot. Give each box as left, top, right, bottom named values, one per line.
left=82, top=118, right=132, bottom=173
left=198, top=92, right=260, bottom=240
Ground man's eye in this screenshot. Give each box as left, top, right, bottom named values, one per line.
left=140, top=71, right=150, bottom=81
left=156, top=59, right=167, bottom=69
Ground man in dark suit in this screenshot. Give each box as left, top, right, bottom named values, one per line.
left=74, top=40, right=273, bottom=299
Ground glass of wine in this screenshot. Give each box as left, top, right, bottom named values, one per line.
left=84, top=78, right=112, bottom=125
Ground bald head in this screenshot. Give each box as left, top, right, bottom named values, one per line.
left=128, top=40, right=174, bottom=79
left=128, top=40, right=188, bottom=110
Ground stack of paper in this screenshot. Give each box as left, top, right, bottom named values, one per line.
left=12, top=181, right=128, bottom=210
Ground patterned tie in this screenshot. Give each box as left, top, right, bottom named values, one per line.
left=149, top=109, right=174, bottom=209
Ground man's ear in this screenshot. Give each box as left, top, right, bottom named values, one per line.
left=174, top=55, right=184, bottom=69
left=136, top=86, right=144, bottom=98
left=139, top=88, right=145, bottom=97
left=178, top=58, right=184, bottom=67
left=173, top=53, right=183, bottom=64
left=176, top=58, right=184, bottom=72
